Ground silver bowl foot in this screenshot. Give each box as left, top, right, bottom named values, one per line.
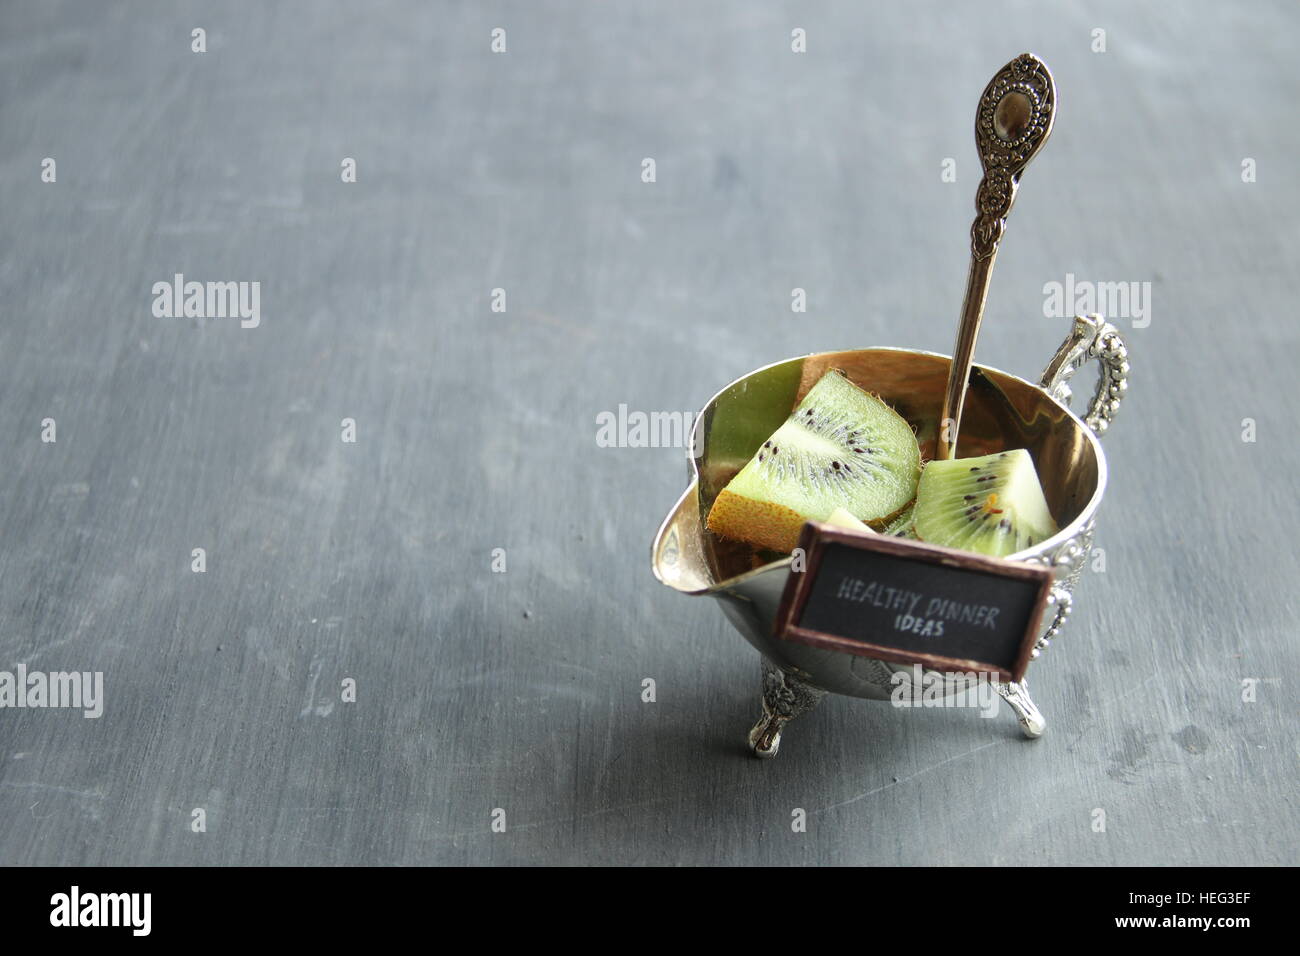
left=747, top=714, right=784, bottom=758
left=996, top=679, right=1046, bottom=738
left=747, top=659, right=826, bottom=758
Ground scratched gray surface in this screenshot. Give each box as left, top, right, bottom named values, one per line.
left=0, top=0, right=1296, bottom=867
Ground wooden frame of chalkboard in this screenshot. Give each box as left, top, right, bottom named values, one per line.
left=775, top=523, right=1054, bottom=683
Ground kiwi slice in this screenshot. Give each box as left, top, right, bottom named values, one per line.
left=824, top=507, right=876, bottom=533
left=913, top=449, right=1058, bottom=557
left=706, top=369, right=921, bottom=552
left=881, top=502, right=917, bottom=539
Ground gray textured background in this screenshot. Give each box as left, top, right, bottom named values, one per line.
left=1, top=1, right=1296, bottom=866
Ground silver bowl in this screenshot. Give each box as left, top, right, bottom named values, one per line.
left=652, top=314, right=1128, bottom=756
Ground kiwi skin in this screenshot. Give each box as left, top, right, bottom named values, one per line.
left=706, top=489, right=809, bottom=553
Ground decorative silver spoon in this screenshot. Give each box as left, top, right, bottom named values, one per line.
left=938, top=53, right=1057, bottom=459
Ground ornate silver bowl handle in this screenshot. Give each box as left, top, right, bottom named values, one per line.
left=1039, top=313, right=1129, bottom=437
left=999, top=311, right=1130, bottom=733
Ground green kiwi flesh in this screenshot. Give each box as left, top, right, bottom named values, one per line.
left=913, top=449, right=1058, bottom=557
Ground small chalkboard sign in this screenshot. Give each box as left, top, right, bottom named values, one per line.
left=775, top=523, right=1054, bottom=683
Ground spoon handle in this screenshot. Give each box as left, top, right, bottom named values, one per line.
left=938, top=54, right=1056, bottom=459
